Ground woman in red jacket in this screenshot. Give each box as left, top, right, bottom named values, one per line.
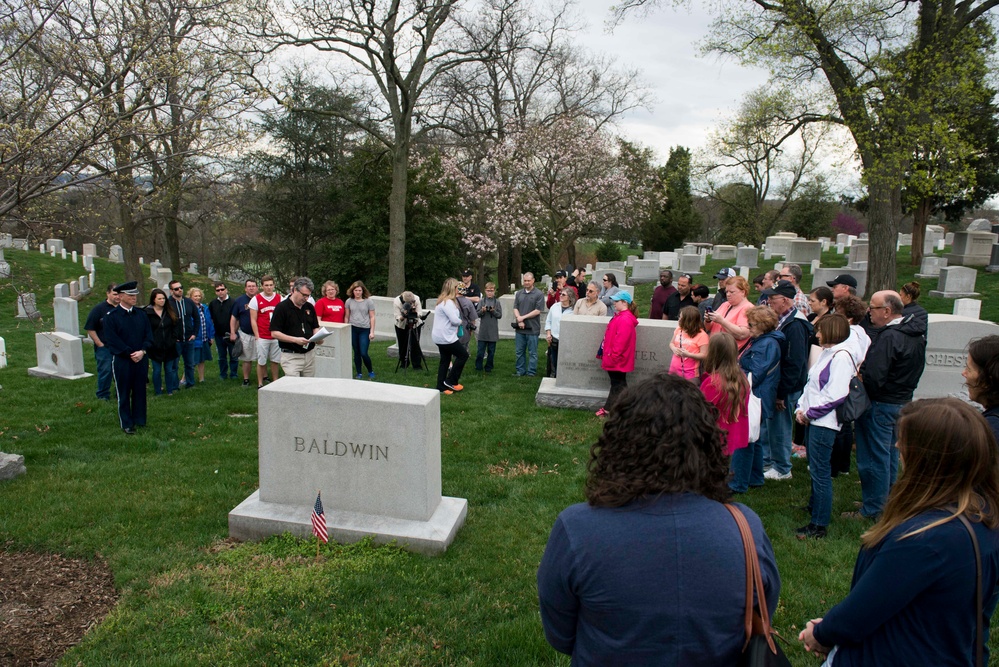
left=596, top=292, right=638, bottom=417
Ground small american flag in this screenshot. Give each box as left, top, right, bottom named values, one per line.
left=311, top=492, right=328, bottom=543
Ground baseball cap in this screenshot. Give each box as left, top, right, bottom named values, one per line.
left=554, top=270, right=567, bottom=278
left=826, top=274, right=858, bottom=288
left=610, top=291, right=633, bottom=304
left=760, top=280, right=796, bottom=300
left=461, top=269, right=473, bottom=277
left=714, top=268, right=736, bottom=280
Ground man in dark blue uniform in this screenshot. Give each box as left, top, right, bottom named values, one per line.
left=101, top=282, right=153, bottom=434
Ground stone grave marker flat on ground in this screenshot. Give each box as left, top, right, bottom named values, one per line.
left=929, top=267, right=979, bottom=298
left=946, top=231, right=997, bottom=266
left=27, top=332, right=92, bottom=380
left=229, top=377, right=467, bottom=554
left=311, top=323, right=355, bottom=377
left=0, top=453, right=27, bottom=481
left=915, top=315, right=999, bottom=399
left=536, top=316, right=676, bottom=410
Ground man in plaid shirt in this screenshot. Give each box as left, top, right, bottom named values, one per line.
left=779, top=263, right=811, bottom=317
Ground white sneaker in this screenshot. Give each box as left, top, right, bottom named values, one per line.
left=764, top=468, right=792, bottom=481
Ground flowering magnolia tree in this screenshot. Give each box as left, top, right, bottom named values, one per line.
left=449, top=117, right=660, bottom=274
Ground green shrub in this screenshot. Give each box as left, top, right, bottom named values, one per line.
left=594, top=240, right=622, bottom=262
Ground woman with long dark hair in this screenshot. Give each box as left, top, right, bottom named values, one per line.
left=964, top=335, right=999, bottom=442
left=800, top=398, right=999, bottom=665
left=146, top=288, right=182, bottom=395
left=700, top=332, right=749, bottom=456
left=539, top=373, right=781, bottom=665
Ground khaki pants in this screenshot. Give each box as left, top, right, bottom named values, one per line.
left=280, top=349, right=315, bottom=377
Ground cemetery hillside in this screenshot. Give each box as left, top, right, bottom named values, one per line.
left=3, top=239, right=999, bottom=665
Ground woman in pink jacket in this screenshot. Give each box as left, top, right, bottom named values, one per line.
left=596, top=292, right=639, bottom=417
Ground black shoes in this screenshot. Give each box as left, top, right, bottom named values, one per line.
left=796, top=523, right=827, bottom=539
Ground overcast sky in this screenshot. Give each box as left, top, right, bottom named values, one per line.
left=574, top=1, right=772, bottom=162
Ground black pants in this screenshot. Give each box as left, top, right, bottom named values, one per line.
left=396, top=326, right=424, bottom=369
left=831, top=419, right=854, bottom=476
left=112, top=354, right=148, bottom=430
left=436, top=340, right=468, bottom=391
left=605, top=371, right=628, bottom=411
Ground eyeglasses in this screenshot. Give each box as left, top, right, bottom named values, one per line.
left=586, top=288, right=597, bottom=293
left=602, top=278, right=611, bottom=282
left=779, top=274, right=792, bottom=279
left=869, top=305, right=888, bottom=311
left=215, top=287, right=226, bottom=292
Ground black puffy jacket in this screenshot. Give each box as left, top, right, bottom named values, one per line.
left=860, top=313, right=927, bottom=404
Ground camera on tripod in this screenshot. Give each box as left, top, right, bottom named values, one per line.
left=401, top=300, right=428, bottom=328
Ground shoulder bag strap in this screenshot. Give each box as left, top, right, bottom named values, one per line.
left=956, top=514, right=984, bottom=667
left=724, top=503, right=777, bottom=654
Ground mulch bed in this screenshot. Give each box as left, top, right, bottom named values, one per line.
left=0, top=547, right=117, bottom=666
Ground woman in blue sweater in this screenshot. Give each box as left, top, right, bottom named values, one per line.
left=538, top=373, right=781, bottom=666
left=800, top=398, right=999, bottom=666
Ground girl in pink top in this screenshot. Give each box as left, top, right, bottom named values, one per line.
left=668, top=306, right=710, bottom=380
left=596, top=292, right=639, bottom=417
left=699, top=332, right=750, bottom=455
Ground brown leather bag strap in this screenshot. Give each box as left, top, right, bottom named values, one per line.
left=957, top=514, right=984, bottom=667
left=725, top=503, right=777, bottom=653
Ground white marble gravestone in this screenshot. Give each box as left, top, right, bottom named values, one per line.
left=109, top=245, right=124, bottom=263
left=953, top=299, right=982, bottom=319
left=712, top=245, right=737, bottom=260
left=82, top=243, right=97, bottom=257
left=27, top=332, right=92, bottom=380
left=0, top=233, right=11, bottom=247
left=848, top=243, right=869, bottom=267
left=229, top=378, right=467, bottom=555
left=155, top=268, right=173, bottom=290
left=13, top=238, right=28, bottom=250
left=536, top=316, right=677, bottom=410
left=0, top=336, right=6, bottom=369
left=629, top=260, right=660, bottom=284
left=764, top=236, right=794, bottom=257
left=82, top=255, right=94, bottom=271
left=369, top=295, right=398, bottom=341
left=54, top=283, right=69, bottom=298
left=69, top=281, right=79, bottom=298
left=16, top=293, right=40, bottom=319
left=53, top=297, right=80, bottom=336
left=678, top=254, right=701, bottom=276
left=915, top=256, right=947, bottom=278
left=929, top=267, right=979, bottom=298
left=46, top=238, right=64, bottom=253
left=915, top=315, right=999, bottom=399
left=311, top=323, right=354, bottom=377
left=188, top=263, right=199, bottom=274
left=658, top=252, right=679, bottom=270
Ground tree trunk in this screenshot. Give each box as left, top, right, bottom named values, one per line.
left=567, top=243, right=577, bottom=271
left=512, top=245, right=522, bottom=287
left=865, top=179, right=902, bottom=298
left=497, top=244, right=509, bottom=296
left=910, top=197, right=930, bottom=267
left=387, top=142, right=409, bottom=296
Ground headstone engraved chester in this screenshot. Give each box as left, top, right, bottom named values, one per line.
left=229, top=378, right=467, bottom=555
left=27, top=331, right=92, bottom=380
left=915, top=315, right=999, bottom=399
left=536, top=316, right=676, bottom=410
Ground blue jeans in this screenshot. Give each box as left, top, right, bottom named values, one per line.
left=767, top=390, right=801, bottom=475
left=475, top=340, right=496, bottom=371
left=151, top=357, right=179, bottom=395
left=351, top=326, right=372, bottom=375
left=855, top=401, right=902, bottom=518
left=216, top=335, right=237, bottom=378
left=94, top=344, right=113, bottom=399
left=515, top=332, right=539, bottom=376
left=807, top=425, right=837, bottom=527
left=730, top=433, right=766, bottom=493
left=176, top=340, right=197, bottom=387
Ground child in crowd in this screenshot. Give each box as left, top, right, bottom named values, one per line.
left=475, top=283, right=503, bottom=372
left=699, top=332, right=750, bottom=456
left=668, top=306, right=709, bottom=380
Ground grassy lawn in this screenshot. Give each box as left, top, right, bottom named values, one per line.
left=1, top=246, right=997, bottom=666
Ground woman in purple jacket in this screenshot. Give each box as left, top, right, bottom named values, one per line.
left=595, top=291, right=638, bottom=418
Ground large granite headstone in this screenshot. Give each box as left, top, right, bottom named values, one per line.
left=736, top=247, right=759, bottom=269
left=712, top=245, right=737, bottom=260
left=764, top=236, right=795, bottom=257
left=786, top=240, right=822, bottom=266
left=53, top=297, right=80, bottom=336
left=915, top=315, right=999, bottom=399
left=229, top=378, right=467, bottom=555
left=658, top=252, right=679, bottom=270
left=369, top=295, right=398, bottom=341
left=629, top=260, right=660, bottom=284
left=536, top=316, right=676, bottom=410
left=945, top=231, right=997, bottom=266
left=109, top=245, right=124, bottom=263
left=46, top=238, right=64, bottom=253
left=27, top=332, right=92, bottom=380
left=929, top=267, right=979, bottom=298
left=678, top=254, right=701, bottom=276
left=848, top=242, right=869, bottom=267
